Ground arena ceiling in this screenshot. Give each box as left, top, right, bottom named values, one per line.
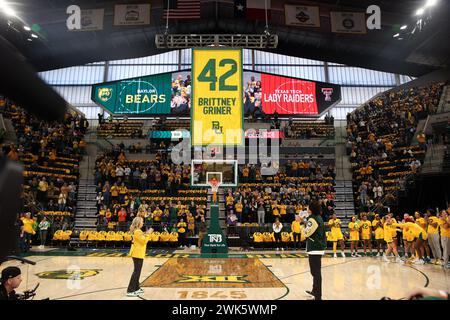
left=1, top=0, right=449, bottom=76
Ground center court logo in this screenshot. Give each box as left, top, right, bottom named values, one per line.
left=36, top=269, right=102, bottom=280
left=176, top=275, right=249, bottom=283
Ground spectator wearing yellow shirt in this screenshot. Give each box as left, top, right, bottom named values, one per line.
left=187, top=213, right=195, bottom=237
left=235, top=201, right=243, bottom=222
left=385, top=141, right=393, bottom=152
left=279, top=203, right=287, bottom=222
left=119, top=182, right=128, bottom=203
left=291, top=215, right=302, bottom=249
left=152, top=207, right=163, bottom=224
left=242, top=166, right=250, bottom=183
left=111, top=183, right=119, bottom=203
left=272, top=202, right=280, bottom=220
left=291, top=161, right=298, bottom=177
left=426, top=210, right=442, bottom=264
left=177, top=218, right=187, bottom=248
left=21, top=213, right=35, bottom=251
left=226, top=192, right=234, bottom=213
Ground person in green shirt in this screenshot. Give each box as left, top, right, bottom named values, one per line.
left=38, top=217, right=51, bottom=248
left=169, top=202, right=178, bottom=226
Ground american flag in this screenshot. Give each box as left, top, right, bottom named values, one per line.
left=163, top=0, right=201, bottom=20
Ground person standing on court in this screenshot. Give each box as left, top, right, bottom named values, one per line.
left=304, top=200, right=326, bottom=300
left=127, top=217, right=152, bottom=297
left=273, top=218, right=283, bottom=251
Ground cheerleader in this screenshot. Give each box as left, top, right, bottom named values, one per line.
left=348, top=216, right=361, bottom=257
left=327, top=214, right=345, bottom=258
left=372, top=214, right=385, bottom=256
left=415, top=211, right=431, bottom=262
left=402, top=217, right=417, bottom=261
left=399, top=218, right=428, bottom=264
left=383, top=215, right=402, bottom=263
left=360, top=213, right=372, bottom=256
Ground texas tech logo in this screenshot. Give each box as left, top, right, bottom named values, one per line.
left=208, top=234, right=223, bottom=243
left=321, top=88, right=334, bottom=101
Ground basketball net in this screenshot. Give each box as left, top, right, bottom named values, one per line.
left=208, top=178, right=220, bottom=203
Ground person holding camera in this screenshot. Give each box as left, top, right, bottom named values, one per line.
left=0, top=266, right=22, bottom=300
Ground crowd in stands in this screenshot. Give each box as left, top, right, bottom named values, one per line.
left=285, top=120, right=335, bottom=139
left=346, top=83, right=444, bottom=213
left=224, top=161, right=336, bottom=231
left=0, top=96, right=87, bottom=252
left=97, top=119, right=143, bottom=138
left=92, top=147, right=210, bottom=247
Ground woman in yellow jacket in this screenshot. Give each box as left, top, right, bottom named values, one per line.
left=127, top=217, right=152, bottom=297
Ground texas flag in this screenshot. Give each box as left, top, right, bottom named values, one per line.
left=234, top=0, right=271, bottom=21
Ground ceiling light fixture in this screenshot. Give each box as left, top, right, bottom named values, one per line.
left=415, top=7, right=425, bottom=16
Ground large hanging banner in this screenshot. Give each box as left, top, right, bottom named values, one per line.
left=284, top=5, right=320, bottom=28
left=330, top=11, right=367, bottom=34
left=91, top=73, right=172, bottom=114
left=191, top=48, right=243, bottom=146
left=113, top=4, right=151, bottom=26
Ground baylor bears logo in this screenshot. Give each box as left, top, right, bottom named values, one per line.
left=36, top=269, right=102, bottom=280
left=98, top=88, right=113, bottom=102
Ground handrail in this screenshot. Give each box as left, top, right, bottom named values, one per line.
left=0, top=113, right=6, bottom=132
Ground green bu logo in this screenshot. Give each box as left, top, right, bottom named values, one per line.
left=212, top=121, right=223, bottom=134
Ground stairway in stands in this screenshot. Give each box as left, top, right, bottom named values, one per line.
left=74, top=131, right=99, bottom=231
left=334, top=180, right=355, bottom=229
left=74, top=179, right=98, bottom=230
left=437, top=84, right=450, bottom=114
left=2, top=117, right=18, bottom=144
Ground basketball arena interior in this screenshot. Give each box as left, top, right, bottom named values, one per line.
left=0, top=0, right=449, bottom=304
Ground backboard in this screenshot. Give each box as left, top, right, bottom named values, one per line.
left=191, top=160, right=238, bottom=187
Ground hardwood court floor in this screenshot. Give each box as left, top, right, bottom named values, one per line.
left=3, top=251, right=449, bottom=300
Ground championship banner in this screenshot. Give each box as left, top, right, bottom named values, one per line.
left=330, top=11, right=367, bottom=34
left=113, top=4, right=151, bottom=26
left=191, top=48, right=243, bottom=146
left=284, top=5, right=320, bottom=28
left=70, top=9, right=104, bottom=31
